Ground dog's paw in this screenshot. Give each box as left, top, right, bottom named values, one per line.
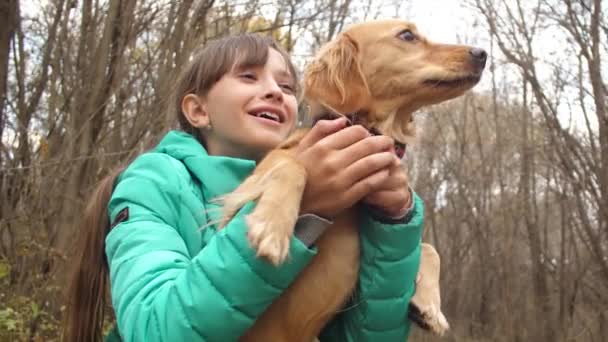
left=408, top=302, right=449, bottom=336
left=246, top=214, right=291, bottom=266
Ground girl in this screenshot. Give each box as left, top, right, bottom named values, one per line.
left=64, top=33, right=423, bottom=342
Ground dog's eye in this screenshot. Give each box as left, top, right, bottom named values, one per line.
left=398, top=30, right=416, bottom=42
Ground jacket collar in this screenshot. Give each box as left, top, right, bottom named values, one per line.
left=154, top=130, right=256, bottom=201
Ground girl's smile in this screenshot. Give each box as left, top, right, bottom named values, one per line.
left=183, top=48, right=298, bottom=161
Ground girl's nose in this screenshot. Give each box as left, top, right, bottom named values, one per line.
left=263, top=79, right=283, bottom=102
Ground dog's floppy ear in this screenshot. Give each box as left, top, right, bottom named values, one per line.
left=303, top=33, right=370, bottom=113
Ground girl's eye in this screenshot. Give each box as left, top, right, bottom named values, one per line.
left=280, top=84, right=295, bottom=93
left=240, top=72, right=257, bottom=80
left=398, top=30, right=416, bottom=42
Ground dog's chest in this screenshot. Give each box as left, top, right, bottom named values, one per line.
left=309, top=211, right=360, bottom=301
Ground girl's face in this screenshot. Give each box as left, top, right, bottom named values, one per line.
left=188, top=48, right=298, bottom=161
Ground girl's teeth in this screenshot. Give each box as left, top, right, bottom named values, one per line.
left=257, top=112, right=279, bottom=121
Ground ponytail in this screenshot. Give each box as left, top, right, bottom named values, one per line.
left=63, top=167, right=123, bottom=342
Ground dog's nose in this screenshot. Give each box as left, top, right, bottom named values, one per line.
left=469, top=48, right=487, bottom=69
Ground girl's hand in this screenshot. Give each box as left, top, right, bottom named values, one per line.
left=362, top=158, right=412, bottom=218
left=295, top=118, right=395, bottom=219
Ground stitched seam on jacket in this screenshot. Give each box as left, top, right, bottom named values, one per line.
left=362, top=323, right=407, bottom=334
left=170, top=286, right=210, bottom=341
left=366, top=223, right=417, bottom=255
left=110, top=153, right=186, bottom=228
left=224, top=227, right=284, bottom=292
left=194, top=255, right=257, bottom=322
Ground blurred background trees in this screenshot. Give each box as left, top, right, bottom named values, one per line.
left=0, top=0, right=605, bottom=340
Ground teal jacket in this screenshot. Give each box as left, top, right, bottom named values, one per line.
left=105, top=130, right=423, bottom=341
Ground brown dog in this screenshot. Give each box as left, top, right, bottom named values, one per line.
left=218, top=19, right=486, bottom=341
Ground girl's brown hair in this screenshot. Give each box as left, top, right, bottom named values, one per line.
left=174, top=34, right=299, bottom=144
left=63, top=33, right=298, bottom=342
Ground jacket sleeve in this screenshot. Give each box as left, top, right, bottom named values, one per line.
left=319, top=192, right=424, bottom=341
left=105, top=153, right=316, bottom=342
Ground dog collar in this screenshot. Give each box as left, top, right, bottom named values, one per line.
left=312, top=111, right=407, bottom=159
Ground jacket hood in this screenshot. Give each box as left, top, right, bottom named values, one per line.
left=154, top=130, right=256, bottom=200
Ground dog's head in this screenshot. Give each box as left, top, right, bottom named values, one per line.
left=303, top=19, right=486, bottom=143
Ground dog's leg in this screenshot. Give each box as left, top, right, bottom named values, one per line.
left=409, top=243, right=449, bottom=336
left=246, top=151, right=306, bottom=265
left=241, top=212, right=360, bottom=342
left=217, top=175, right=265, bottom=229
left=219, top=149, right=306, bottom=265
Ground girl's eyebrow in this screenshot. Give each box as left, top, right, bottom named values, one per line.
left=275, top=69, right=294, bottom=81
left=232, top=60, right=263, bottom=72
left=232, top=64, right=255, bottom=73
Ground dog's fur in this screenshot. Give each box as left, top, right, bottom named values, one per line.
left=218, top=20, right=485, bottom=341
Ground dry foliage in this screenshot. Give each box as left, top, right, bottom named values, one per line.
left=0, top=0, right=605, bottom=341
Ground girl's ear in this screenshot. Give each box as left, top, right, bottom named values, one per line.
left=181, top=94, right=210, bottom=128
left=303, top=33, right=370, bottom=114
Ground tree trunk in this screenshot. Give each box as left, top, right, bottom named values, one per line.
left=0, top=0, right=18, bottom=227
left=520, top=79, right=553, bottom=341
left=0, top=0, right=17, bottom=154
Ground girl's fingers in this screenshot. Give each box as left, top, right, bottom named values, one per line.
left=343, top=151, right=395, bottom=188
left=299, top=118, right=348, bottom=149
left=336, top=135, right=394, bottom=166
left=342, top=168, right=391, bottom=205
left=315, top=125, right=371, bottom=151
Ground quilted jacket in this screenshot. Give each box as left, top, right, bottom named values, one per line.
left=104, top=130, right=423, bottom=341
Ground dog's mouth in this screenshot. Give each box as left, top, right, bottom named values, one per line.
left=423, top=75, right=481, bottom=88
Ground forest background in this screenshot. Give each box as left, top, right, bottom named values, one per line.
left=0, top=0, right=606, bottom=341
